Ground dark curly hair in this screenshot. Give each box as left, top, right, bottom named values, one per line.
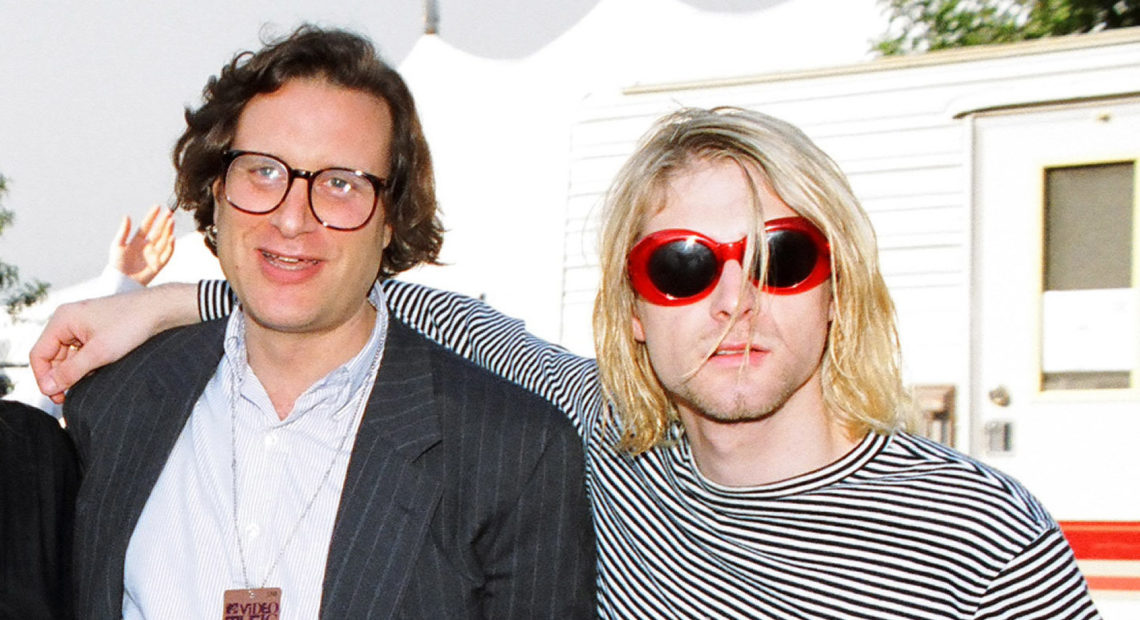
left=173, top=25, right=442, bottom=279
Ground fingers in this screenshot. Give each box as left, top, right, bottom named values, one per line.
left=145, top=210, right=176, bottom=278
left=112, top=206, right=175, bottom=286
left=51, top=346, right=103, bottom=400
left=113, top=215, right=132, bottom=249
left=150, top=209, right=175, bottom=248
left=157, top=210, right=175, bottom=246
left=29, top=316, right=87, bottom=401
left=157, top=226, right=176, bottom=265
left=135, top=204, right=162, bottom=241
left=43, top=344, right=81, bottom=404
left=149, top=210, right=174, bottom=246
left=28, top=344, right=62, bottom=400
left=30, top=286, right=194, bottom=400
left=30, top=326, right=118, bottom=402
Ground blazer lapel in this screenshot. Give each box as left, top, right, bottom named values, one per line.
left=122, top=321, right=226, bottom=526
left=320, top=320, right=444, bottom=618
left=81, top=321, right=225, bottom=616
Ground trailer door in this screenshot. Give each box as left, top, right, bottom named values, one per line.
left=972, top=98, right=1140, bottom=519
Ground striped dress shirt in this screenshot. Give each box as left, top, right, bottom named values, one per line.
left=125, top=285, right=387, bottom=619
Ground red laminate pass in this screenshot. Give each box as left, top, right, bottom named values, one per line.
left=223, top=587, right=281, bottom=620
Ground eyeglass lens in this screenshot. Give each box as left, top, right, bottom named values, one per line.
left=763, top=230, right=820, bottom=289
left=647, top=240, right=719, bottom=298
left=224, top=152, right=377, bottom=230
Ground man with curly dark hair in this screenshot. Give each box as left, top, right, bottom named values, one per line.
left=55, top=26, right=594, bottom=619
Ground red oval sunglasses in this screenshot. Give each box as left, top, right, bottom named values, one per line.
left=627, top=216, right=831, bottom=306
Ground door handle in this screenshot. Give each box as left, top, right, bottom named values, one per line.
left=988, top=385, right=1011, bottom=407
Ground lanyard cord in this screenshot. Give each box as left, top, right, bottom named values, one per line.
left=229, top=341, right=384, bottom=589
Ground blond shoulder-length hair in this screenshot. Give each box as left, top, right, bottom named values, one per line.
left=593, top=107, right=907, bottom=455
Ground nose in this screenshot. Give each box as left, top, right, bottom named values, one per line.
left=708, top=258, right=757, bottom=321
left=267, top=177, right=318, bottom=237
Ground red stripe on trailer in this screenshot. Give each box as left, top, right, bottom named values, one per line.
left=1083, top=576, right=1140, bottom=592
left=1080, top=576, right=1140, bottom=592
left=1059, top=522, right=1140, bottom=561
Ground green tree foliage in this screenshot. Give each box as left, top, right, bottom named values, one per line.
left=0, top=174, right=49, bottom=317
left=875, top=0, right=1140, bottom=55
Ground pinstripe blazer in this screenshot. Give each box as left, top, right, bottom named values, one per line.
left=64, top=317, right=596, bottom=619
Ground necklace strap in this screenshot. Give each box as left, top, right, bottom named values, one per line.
left=229, top=338, right=385, bottom=589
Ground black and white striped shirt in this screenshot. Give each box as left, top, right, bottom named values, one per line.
left=201, top=279, right=1099, bottom=619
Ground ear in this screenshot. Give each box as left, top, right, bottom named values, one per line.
left=211, top=179, right=224, bottom=223
left=380, top=222, right=393, bottom=250
left=631, top=305, right=646, bottom=343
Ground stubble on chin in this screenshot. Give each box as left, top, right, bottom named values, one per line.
left=673, top=369, right=797, bottom=425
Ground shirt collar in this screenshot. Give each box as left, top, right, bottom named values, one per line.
left=222, top=282, right=389, bottom=422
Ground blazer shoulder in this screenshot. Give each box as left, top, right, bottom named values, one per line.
left=66, top=320, right=225, bottom=422
left=392, top=319, right=578, bottom=447
left=77, top=320, right=221, bottom=383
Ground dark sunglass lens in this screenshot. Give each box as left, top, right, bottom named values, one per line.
left=762, top=230, right=819, bottom=288
left=648, top=241, right=719, bottom=298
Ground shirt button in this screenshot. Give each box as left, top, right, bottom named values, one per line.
left=264, top=432, right=279, bottom=448
left=245, top=522, right=261, bottom=540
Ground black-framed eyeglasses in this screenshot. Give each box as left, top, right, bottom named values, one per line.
left=221, top=150, right=389, bottom=231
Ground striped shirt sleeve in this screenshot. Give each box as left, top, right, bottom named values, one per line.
left=976, top=526, right=1100, bottom=619
left=197, top=279, right=234, bottom=321
left=196, top=278, right=604, bottom=432
left=380, top=280, right=602, bottom=433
